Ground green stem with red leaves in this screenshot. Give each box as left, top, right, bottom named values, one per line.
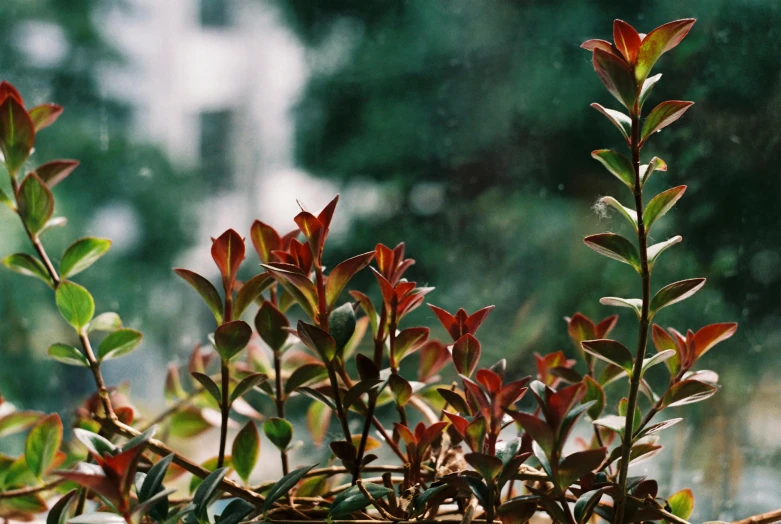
left=613, top=101, right=652, bottom=524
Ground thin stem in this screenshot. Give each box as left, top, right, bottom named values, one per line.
left=613, top=104, right=652, bottom=524
left=0, top=479, right=65, bottom=499
left=217, top=360, right=230, bottom=469
left=274, top=349, right=290, bottom=475
left=485, top=480, right=495, bottom=524
left=732, top=508, right=781, bottom=524
left=549, top=447, right=577, bottom=524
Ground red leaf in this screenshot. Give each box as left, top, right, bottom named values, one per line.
left=592, top=48, right=637, bottom=110
left=418, top=340, right=450, bottom=382
left=506, top=410, right=554, bottom=457
left=325, top=251, right=375, bottom=309
left=452, top=333, right=481, bottom=377
left=428, top=304, right=459, bottom=340
left=294, top=211, right=325, bottom=263
left=567, top=313, right=597, bottom=344
left=475, top=368, right=502, bottom=394
left=692, top=323, right=737, bottom=360
left=393, top=326, right=429, bottom=364
left=211, top=229, right=245, bottom=295
left=548, top=382, right=585, bottom=428
left=316, top=195, right=339, bottom=235
left=581, top=39, right=618, bottom=56
left=29, top=104, right=63, bottom=131
left=34, top=159, right=80, bottom=188
left=394, top=422, right=417, bottom=448
left=371, top=268, right=396, bottom=308
left=374, top=243, right=395, bottom=279
left=613, top=20, right=641, bottom=64
left=635, top=19, right=696, bottom=83
left=465, top=305, right=494, bottom=335
left=443, top=411, right=469, bottom=436
left=250, top=220, right=280, bottom=263
left=495, top=379, right=529, bottom=412
left=0, top=81, right=24, bottom=105
left=0, top=96, right=35, bottom=173
left=418, top=421, right=448, bottom=452
left=595, top=315, right=619, bottom=338
left=641, top=101, right=694, bottom=144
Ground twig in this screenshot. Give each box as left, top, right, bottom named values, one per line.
left=356, top=479, right=403, bottom=521
left=732, top=509, right=781, bottom=524
left=0, top=479, right=65, bottom=499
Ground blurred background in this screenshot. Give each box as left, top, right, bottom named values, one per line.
left=1, top=0, right=780, bottom=519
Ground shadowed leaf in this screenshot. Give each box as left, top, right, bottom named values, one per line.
left=584, top=233, right=641, bottom=271
left=643, top=186, right=686, bottom=231
left=641, top=101, right=694, bottom=144
left=214, top=320, right=252, bottom=360
left=591, top=103, right=630, bottom=140
left=650, top=278, right=706, bottom=318
left=263, top=464, right=318, bottom=513
left=48, top=343, right=89, bottom=367
left=325, top=251, right=375, bottom=308
left=25, top=413, right=62, bottom=478
left=174, top=268, right=223, bottom=325
left=0, top=96, right=34, bottom=172
left=592, top=48, right=636, bottom=109
left=591, top=150, right=634, bottom=189
left=2, top=253, right=53, bottom=287
left=232, top=422, right=259, bottom=483
left=17, top=173, right=54, bottom=235
left=661, top=380, right=718, bottom=408
left=581, top=339, right=633, bottom=372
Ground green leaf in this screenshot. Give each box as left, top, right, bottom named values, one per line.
left=214, top=320, right=252, bottom=360
left=0, top=186, right=13, bottom=209
left=661, top=379, right=718, bottom=408
left=262, top=263, right=318, bottom=321
left=218, top=499, right=254, bottom=524
left=648, top=236, right=682, bottom=268
left=464, top=452, right=503, bottom=481
left=263, top=417, right=293, bottom=451
left=297, top=320, right=337, bottom=362
left=48, top=343, right=89, bottom=367
left=0, top=96, right=34, bottom=173
left=329, top=483, right=392, bottom=518
left=29, top=103, right=63, bottom=131
left=192, top=467, right=228, bottom=522
left=593, top=415, right=626, bottom=436
left=234, top=273, right=273, bottom=319
left=599, top=296, right=642, bottom=317
left=191, top=372, right=222, bottom=406
left=643, top=186, right=686, bottom=231
left=638, top=73, right=662, bottom=109
left=641, top=349, right=676, bottom=376
left=325, top=251, right=375, bottom=309
left=55, top=280, right=95, bottom=330
left=139, top=454, right=174, bottom=506
left=581, top=339, right=633, bottom=373
left=285, top=364, right=328, bottom=394
left=388, top=374, right=412, bottom=406
left=639, top=158, right=667, bottom=188
left=496, top=497, right=538, bottom=524
left=263, top=464, right=318, bottom=513
left=582, top=376, right=605, bottom=420
left=393, top=326, right=429, bottom=363
left=17, top=173, right=54, bottom=234
left=46, top=488, right=78, bottom=524
left=641, top=101, right=694, bottom=144
left=230, top=372, right=267, bottom=403
left=255, top=301, right=289, bottom=352
left=232, top=422, right=260, bottom=483
left=531, top=441, right=552, bottom=478
left=574, top=489, right=605, bottom=524
left=1, top=253, right=53, bottom=287
left=329, top=302, right=356, bottom=352
left=635, top=19, right=696, bottom=84
left=557, top=448, right=606, bottom=490
left=0, top=410, right=43, bottom=438
left=590, top=103, right=630, bottom=141
left=169, top=408, right=211, bottom=439
left=649, top=278, right=706, bottom=318
left=97, top=329, right=142, bottom=361
left=584, top=233, right=641, bottom=272
left=599, top=196, right=637, bottom=229
left=666, top=488, right=695, bottom=520
left=592, top=48, right=637, bottom=110
left=591, top=149, right=634, bottom=189
left=36, top=159, right=80, bottom=188
left=25, top=413, right=62, bottom=478
left=174, top=268, right=223, bottom=325
left=73, top=428, right=116, bottom=456
left=88, top=312, right=123, bottom=333
left=60, top=237, right=112, bottom=278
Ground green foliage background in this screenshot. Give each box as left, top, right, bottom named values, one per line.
left=1, top=0, right=780, bottom=517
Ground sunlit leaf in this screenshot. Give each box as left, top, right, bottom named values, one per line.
left=0, top=96, right=34, bottom=173
left=692, top=323, right=738, bottom=360
left=48, top=343, right=89, bottom=367
left=17, top=173, right=54, bottom=234
left=649, top=278, right=706, bottom=318
left=584, top=233, right=641, bottom=271
left=643, top=186, right=686, bottom=231
left=2, top=253, right=53, bottom=287
left=641, top=101, right=694, bottom=144
left=581, top=339, right=633, bottom=373
left=639, top=74, right=662, bottom=109
left=233, top=273, right=272, bottom=319
left=661, top=379, right=718, bottom=408
left=264, top=417, right=293, bottom=451
left=648, top=236, right=682, bottom=269
left=666, top=488, right=695, bottom=520
left=297, top=321, right=337, bottom=362
left=35, top=159, right=80, bottom=188
left=25, top=413, right=62, bottom=478
left=97, top=329, right=142, bottom=361
left=599, top=196, right=637, bottom=229
left=613, top=19, right=640, bottom=63
left=325, top=251, right=375, bottom=309
left=0, top=410, right=42, bottom=438
left=88, top=312, right=122, bottom=333
left=55, top=280, right=95, bottom=330
left=583, top=375, right=605, bottom=420
left=452, top=333, right=481, bottom=377
left=29, top=103, right=63, bottom=131
left=635, top=19, right=696, bottom=83
left=250, top=220, right=281, bottom=263
left=211, top=229, right=245, bottom=294
left=590, top=103, right=630, bottom=141
left=230, top=373, right=266, bottom=403
left=591, top=149, right=634, bottom=189
left=641, top=350, right=675, bottom=376
left=232, top=422, right=259, bottom=483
